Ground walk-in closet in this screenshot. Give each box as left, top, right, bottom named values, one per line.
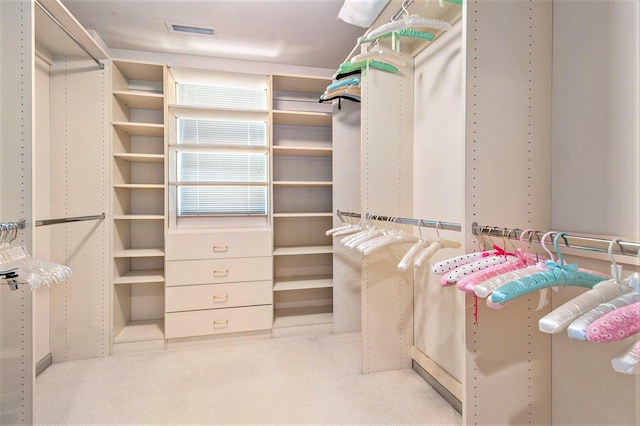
left=1, top=0, right=638, bottom=424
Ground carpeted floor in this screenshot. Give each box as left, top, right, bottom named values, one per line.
left=35, top=332, right=462, bottom=425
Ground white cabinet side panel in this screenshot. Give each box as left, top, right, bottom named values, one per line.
left=463, top=1, right=553, bottom=424
left=0, top=0, right=34, bottom=423
left=34, top=54, right=52, bottom=365
left=332, top=99, right=361, bottom=333
left=413, top=21, right=465, bottom=384
left=361, top=59, right=414, bottom=373
left=49, top=57, right=110, bottom=361
left=552, top=0, right=640, bottom=238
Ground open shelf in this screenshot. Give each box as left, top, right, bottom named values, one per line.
left=272, top=110, right=332, bottom=127
left=272, top=212, right=332, bottom=218
left=273, top=275, right=333, bottom=291
left=113, top=269, right=165, bottom=285
left=113, top=247, right=165, bottom=258
left=273, top=146, right=332, bottom=157
left=113, top=121, right=165, bottom=137
left=273, top=306, right=333, bottom=329
left=113, top=90, right=164, bottom=110
left=113, top=319, right=165, bottom=343
left=273, top=245, right=333, bottom=256
left=113, top=153, right=164, bottom=163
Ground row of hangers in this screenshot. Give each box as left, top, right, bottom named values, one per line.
left=327, top=213, right=639, bottom=375
left=0, top=220, right=72, bottom=291
left=322, top=0, right=460, bottom=105
left=433, top=228, right=640, bottom=375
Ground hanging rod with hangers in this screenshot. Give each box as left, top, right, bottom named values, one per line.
left=35, top=213, right=105, bottom=227
left=471, top=222, right=640, bottom=258
left=362, top=212, right=461, bottom=232
left=35, top=0, right=105, bottom=69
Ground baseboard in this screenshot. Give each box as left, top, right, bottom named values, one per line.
left=411, top=346, right=462, bottom=414
left=36, top=353, right=52, bottom=377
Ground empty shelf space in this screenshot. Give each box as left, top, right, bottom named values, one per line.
left=273, top=306, right=333, bottom=329
left=113, top=215, right=165, bottom=220
left=273, top=275, right=333, bottom=291
left=113, top=121, right=165, bottom=136
left=114, top=319, right=165, bottom=343
left=113, top=153, right=164, bottom=163
left=113, top=90, right=164, bottom=110
left=272, top=181, right=332, bottom=187
left=273, top=245, right=333, bottom=256
left=272, top=110, right=332, bottom=127
left=113, top=183, right=164, bottom=189
left=272, top=212, right=332, bottom=218
left=113, top=269, right=165, bottom=284
left=113, top=247, right=165, bottom=258
left=273, top=146, right=332, bottom=157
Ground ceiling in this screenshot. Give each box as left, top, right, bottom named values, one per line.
left=60, top=0, right=372, bottom=69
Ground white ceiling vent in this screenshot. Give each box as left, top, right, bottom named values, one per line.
left=167, top=22, right=216, bottom=37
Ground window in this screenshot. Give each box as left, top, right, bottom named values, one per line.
left=168, top=70, right=269, bottom=223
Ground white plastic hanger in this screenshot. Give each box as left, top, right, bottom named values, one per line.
left=538, top=238, right=632, bottom=334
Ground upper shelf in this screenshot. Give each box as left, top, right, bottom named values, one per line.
left=113, top=91, right=164, bottom=110
left=35, top=0, right=108, bottom=59
left=272, top=146, right=332, bottom=157
left=272, top=110, right=332, bottom=127
left=169, top=105, right=268, bottom=121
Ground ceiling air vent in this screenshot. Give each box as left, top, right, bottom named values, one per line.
left=167, top=22, right=216, bottom=36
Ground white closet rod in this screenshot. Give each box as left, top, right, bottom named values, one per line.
left=35, top=213, right=105, bottom=227
left=337, top=210, right=461, bottom=232
left=472, top=222, right=640, bottom=258
left=35, top=0, right=105, bottom=69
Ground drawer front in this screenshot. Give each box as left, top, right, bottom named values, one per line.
left=166, top=230, right=271, bottom=260
left=165, top=305, right=273, bottom=339
left=166, top=257, right=272, bottom=286
left=165, top=281, right=273, bottom=312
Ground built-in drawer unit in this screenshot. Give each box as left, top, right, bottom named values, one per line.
left=166, top=229, right=271, bottom=260
left=165, top=228, right=274, bottom=340
left=165, top=257, right=272, bottom=286
left=165, top=305, right=273, bottom=339
left=165, top=281, right=272, bottom=312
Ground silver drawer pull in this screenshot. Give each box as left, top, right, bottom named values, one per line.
left=213, top=320, right=229, bottom=328
left=213, top=269, right=229, bottom=277
left=213, top=245, right=228, bottom=253
left=213, top=294, right=229, bottom=303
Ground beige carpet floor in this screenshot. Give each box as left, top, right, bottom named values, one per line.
left=35, top=332, right=462, bottom=425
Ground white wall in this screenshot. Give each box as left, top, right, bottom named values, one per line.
left=550, top=1, right=640, bottom=424
left=412, top=21, right=465, bottom=385
left=552, top=0, right=640, bottom=238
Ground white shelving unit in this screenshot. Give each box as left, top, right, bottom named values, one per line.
left=111, top=59, right=166, bottom=353
left=270, top=74, right=334, bottom=335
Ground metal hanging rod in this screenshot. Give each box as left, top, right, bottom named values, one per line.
left=36, top=213, right=105, bottom=227
left=340, top=210, right=462, bottom=232
left=336, top=210, right=361, bottom=219
left=0, top=219, right=26, bottom=230
left=472, top=223, right=640, bottom=258
left=35, top=0, right=105, bottom=70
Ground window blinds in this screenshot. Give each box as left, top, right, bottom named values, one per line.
left=174, top=81, right=269, bottom=217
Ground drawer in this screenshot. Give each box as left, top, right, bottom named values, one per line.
left=165, top=305, right=273, bottom=339
left=165, top=281, right=272, bottom=312
left=166, top=257, right=272, bottom=286
left=166, top=229, right=271, bottom=260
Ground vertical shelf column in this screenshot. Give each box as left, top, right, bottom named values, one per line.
left=270, top=74, right=334, bottom=336
left=463, top=1, right=553, bottom=424
left=111, top=60, right=166, bottom=353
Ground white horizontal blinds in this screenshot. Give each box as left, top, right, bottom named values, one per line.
left=173, top=74, right=269, bottom=217
left=177, top=152, right=267, bottom=183
left=176, top=84, right=266, bottom=110
left=177, top=118, right=266, bottom=147
left=178, top=186, right=267, bottom=216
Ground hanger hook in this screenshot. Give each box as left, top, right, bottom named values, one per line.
left=435, top=221, right=442, bottom=240
left=540, top=231, right=555, bottom=262
left=417, top=219, right=424, bottom=241
left=609, top=238, right=621, bottom=282
left=552, top=232, right=569, bottom=266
